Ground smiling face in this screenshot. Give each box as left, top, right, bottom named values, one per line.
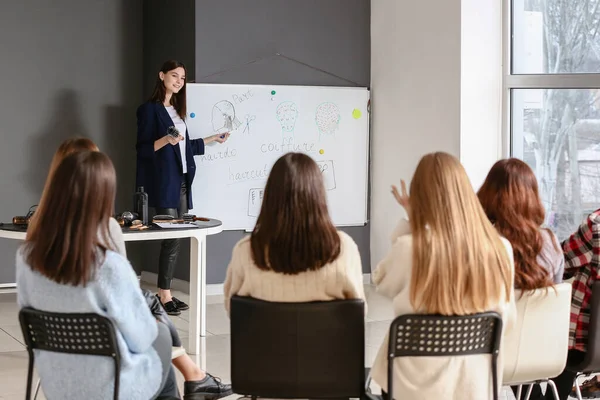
left=159, top=67, right=186, bottom=95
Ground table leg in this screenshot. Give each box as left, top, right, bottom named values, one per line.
left=189, top=235, right=207, bottom=355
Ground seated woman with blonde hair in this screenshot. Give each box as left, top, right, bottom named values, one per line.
left=371, top=152, right=516, bottom=400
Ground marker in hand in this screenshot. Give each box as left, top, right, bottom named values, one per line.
left=167, top=126, right=180, bottom=138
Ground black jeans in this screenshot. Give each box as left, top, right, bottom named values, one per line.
left=511, top=350, right=585, bottom=400
left=153, top=322, right=180, bottom=398
left=155, top=179, right=189, bottom=290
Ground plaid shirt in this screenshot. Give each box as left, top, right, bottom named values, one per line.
left=562, top=209, right=600, bottom=352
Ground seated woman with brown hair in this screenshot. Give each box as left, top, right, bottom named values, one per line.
left=224, top=152, right=366, bottom=311
left=26, top=137, right=232, bottom=400
left=477, top=158, right=564, bottom=289
left=17, top=150, right=178, bottom=399
left=478, top=158, right=564, bottom=400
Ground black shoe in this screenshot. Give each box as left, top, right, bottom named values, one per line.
left=156, top=294, right=182, bottom=316
left=183, top=373, right=233, bottom=400
left=172, top=297, right=189, bottom=311
left=161, top=300, right=181, bottom=316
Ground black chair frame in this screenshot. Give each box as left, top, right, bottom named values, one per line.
left=230, top=295, right=366, bottom=400
left=387, top=312, right=503, bottom=400
left=19, top=307, right=122, bottom=400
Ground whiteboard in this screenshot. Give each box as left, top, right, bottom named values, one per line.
left=186, top=83, right=370, bottom=230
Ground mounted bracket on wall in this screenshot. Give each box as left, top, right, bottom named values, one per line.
left=198, top=52, right=363, bottom=87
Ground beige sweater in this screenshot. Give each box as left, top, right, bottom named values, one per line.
left=370, top=219, right=516, bottom=400
left=223, top=232, right=367, bottom=314
left=107, top=217, right=127, bottom=257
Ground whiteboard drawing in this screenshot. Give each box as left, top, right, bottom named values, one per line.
left=212, top=100, right=241, bottom=134
left=248, top=188, right=264, bottom=217
left=275, top=101, right=298, bottom=134
left=185, top=83, right=370, bottom=231
left=316, top=160, right=337, bottom=191
left=243, top=114, right=256, bottom=135
left=315, top=102, right=341, bottom=136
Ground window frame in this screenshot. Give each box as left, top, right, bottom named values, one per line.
left=502, top=0, right=600, bottom=160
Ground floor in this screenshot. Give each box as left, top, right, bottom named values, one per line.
left=0, top=284, right=571, bottom=399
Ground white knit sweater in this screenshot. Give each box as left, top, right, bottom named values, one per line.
left=370, top=219, right=516, bottom=400
left=223, top=231, right=367, bottom=313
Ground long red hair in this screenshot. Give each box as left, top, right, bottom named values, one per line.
left=477, top=158, right=553, bottom=292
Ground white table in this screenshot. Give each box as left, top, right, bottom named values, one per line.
left=0, top=220, right=223, bottom=355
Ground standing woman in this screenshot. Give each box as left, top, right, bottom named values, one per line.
left=136, top=60, right=230, bottom=315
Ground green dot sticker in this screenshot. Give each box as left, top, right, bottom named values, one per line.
left=352, top=109, right=362, bottom=119
left=271, top=90, right=276, bottom=95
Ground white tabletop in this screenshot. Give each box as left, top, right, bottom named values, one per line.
left=0, top=220, right=223, bottom=241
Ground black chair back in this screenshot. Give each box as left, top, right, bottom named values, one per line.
left=230, top=295, right=365, bottom=399
left=387, top=312, right=503, bottom=400
left=19, top=307, right=121, bottom=400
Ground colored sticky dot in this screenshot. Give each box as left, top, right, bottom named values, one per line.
left=190, top=112, right=196, bottom=118
left=352, top=109, right=362, bottom=119
left=271, top=90, right=276, bottom=95
left=319, top=149, right=325, bottom=155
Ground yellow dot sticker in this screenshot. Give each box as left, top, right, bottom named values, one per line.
left=319, top=149, right=325, bottom=155
left=352, top=109, right=362, bottom=119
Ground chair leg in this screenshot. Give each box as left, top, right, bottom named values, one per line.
left=547, top=379, right=560, bottom=400
left=574, top=374, right=584, bottom=400
left=25, top=352, right=34, bottom=400
left=33, top=379, right=41, bottom=400
left=523, top=384, right=534, bottom=400
left=516, top=385, right=523, bottom=400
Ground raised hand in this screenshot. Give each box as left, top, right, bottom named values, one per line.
left=391, top=180, right=410, bottom=215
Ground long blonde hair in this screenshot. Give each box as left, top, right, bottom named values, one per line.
left=409, top=152, right=512, bottom=315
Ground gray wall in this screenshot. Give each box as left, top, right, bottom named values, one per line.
left=196, top=0, right=371, bottom=284
left=142, top=0, right=196, bottom=98
left=0, top=0, right=144, bottom=283
left=140, top=0, right=370, bottom=284
left=0, top=0, right=370, bottom=286
left=142, top=0, right=370, bottom=283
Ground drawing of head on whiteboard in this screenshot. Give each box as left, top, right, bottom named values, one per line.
left=315, top=102, right=341, bottom=136
left=211, top=100, right=241, bottom=134
left=275, top=101, right=298, bottom=133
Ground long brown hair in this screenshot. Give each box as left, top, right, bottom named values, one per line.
left=250, top=153, right=341, bottom=274
left=46, top=137, right=99, bottom=187
left=150, top=60, right=187, bottom=118
left=30, top=137, right=100, bottom=232
left=478, top=158, right=553, bottom=291
left=409, top=152, right=512, bottom=315
left=25, top=151, right=117, bottom=286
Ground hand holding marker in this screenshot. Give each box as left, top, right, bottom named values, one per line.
left=167, top=126, right=181, bottom=138
left=165, top=126, right=183, bottom=145
left=222, top=115, right=234, bottom=139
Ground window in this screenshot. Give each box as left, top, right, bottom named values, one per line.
left=507, top=0, right=600, bottom=239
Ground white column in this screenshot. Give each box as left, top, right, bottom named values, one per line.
left=370, top=0, right=462, bottom=266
